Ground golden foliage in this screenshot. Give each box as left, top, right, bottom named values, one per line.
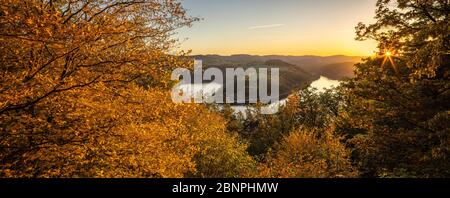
left=0, top=0, right=254, bottom=178
left=259, top=127, right=356, bottom=178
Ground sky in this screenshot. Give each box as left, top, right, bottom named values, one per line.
left=175, top=0, right=378, bottom=56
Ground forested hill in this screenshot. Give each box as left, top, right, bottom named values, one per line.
left=192, top=54, right=363, bottom=80
left=190, top=58, right=318, bottom=102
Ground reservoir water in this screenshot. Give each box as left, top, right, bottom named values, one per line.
left=174, top=75, right=341, bottom=115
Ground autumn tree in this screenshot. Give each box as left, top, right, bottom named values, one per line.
left=258, top=127, right=356, bottom=178
left=237, top=88, right=356, bottom=177
left=185, top=107, right=256, bottom=178
left=0, top=0, right=254, bottom=178
left=233, top=87, right=344, bottom=157
left=339, top=0, right=449, bottom=177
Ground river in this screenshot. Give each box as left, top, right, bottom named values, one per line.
left=174, top=75, right=341, bottom=115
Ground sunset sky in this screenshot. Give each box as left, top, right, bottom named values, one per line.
left=176, top=0, right=378, bottom=56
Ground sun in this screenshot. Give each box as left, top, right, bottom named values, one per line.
left=380, top=50, right=399, bottom=74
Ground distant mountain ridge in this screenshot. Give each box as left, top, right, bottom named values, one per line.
left=192, top=54, right=363, bottom=80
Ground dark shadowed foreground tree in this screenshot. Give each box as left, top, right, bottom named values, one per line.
left=0, top=0, right=254, bottom=178
left=340, top=0, right=449, bottom=177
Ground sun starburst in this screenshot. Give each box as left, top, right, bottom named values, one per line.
left=380, top=51, right=399, bottom=74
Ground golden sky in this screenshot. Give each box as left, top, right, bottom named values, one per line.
left=176, top=0, right=378, bottom=56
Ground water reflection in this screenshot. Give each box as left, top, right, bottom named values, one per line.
left=174, top=82, right=222, bottom=98
left=231, top=76, right=341, bottom=115
left=174, top=76, right=340, bottom=115
left=310, top=76, right=341, bottom=91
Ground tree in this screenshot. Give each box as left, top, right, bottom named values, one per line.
left=340, top=0, right=449, bottom=177
left=233, top=87, right=344, bottom=157
left=286, top=87, right=342, bottom=130
left=258, top=127, right=356, bottom=178
left=186, top=108, right=256, bottom=178
left=0, top=0, right=254, bottom=178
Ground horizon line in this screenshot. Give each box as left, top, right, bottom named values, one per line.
left=187, top=53, right=370, bottom=58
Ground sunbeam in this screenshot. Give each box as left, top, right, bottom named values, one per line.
left=380, top=51, right=399, bottom=74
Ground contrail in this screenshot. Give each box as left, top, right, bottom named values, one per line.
left=249, top=23, right=285, bottom=30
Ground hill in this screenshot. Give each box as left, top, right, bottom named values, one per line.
left=192, top=54, right=362, bottom=80
left=212, top=59, right=316, bottom=103
left=314, top=62, right=356, bottom=80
